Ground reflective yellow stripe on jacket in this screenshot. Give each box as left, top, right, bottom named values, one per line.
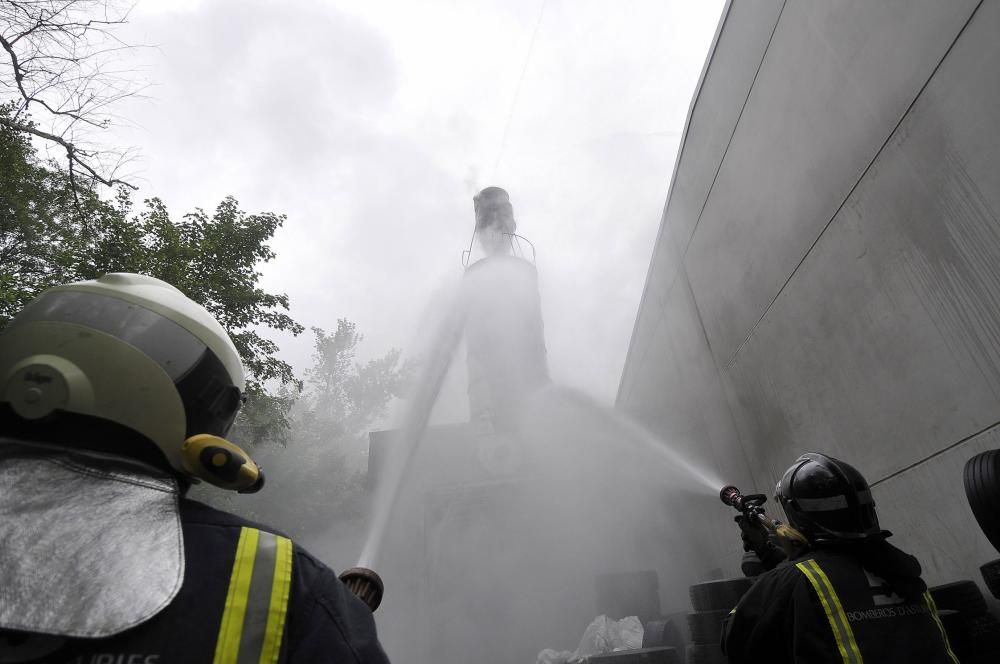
left=923, top=591, right=960, bottom=664
left=796, top=559, right=864, bottom=664
left=214, top=527, right=294, bottom=664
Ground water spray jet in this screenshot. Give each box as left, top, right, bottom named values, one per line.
left=359, top=188, right=730, bottom=662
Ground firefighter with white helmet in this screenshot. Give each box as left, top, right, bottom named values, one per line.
left=0, top=273, right=390, bottom=663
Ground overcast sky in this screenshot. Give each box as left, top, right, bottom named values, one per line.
left=109, top=0, right=724, bottom=415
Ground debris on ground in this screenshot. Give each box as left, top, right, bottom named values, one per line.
left=536, top=615, right=644, bottom=663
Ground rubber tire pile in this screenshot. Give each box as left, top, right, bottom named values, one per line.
left=964, top=450, right=1000, bottom=553
left=931, top=580, right=1000, bottom=663
left=981, top=559, right=1000, bottom=600
left=685, top=578, right=753, bottom=664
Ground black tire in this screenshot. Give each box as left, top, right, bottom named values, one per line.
left=689, top=578, right=753, bottom=612
left=929, top=580, right=988, bottom=616
left=981, top=558, right=1000, bottom=600
left=643, top=618, right=685, bottom=650
left=964, top=449, right=1000, bottom=554
left=938, top=610, right=971, bottom=660
left=740, top=551, right=765, bottom=578
left=686, top=611, right=728, bottom=645
left=938, top=609, right=962, bottom=630
left=685, top=642, right=726, bottom=664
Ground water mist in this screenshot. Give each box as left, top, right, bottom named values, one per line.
left=359, top=188, right=731, bottom=664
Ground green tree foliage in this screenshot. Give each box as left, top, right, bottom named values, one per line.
left=218, top=322, right=412, bottom=540
left=76, top=195, right=306, bottom=389
left=1, top=110, right=303, bottom=438
left=300, top=320, right=409, bottom=444
left=0, top=107, right=81, bottom=314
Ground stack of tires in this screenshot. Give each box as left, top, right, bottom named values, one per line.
left=961, top=448, right=1000, bottom=663
left=685, top=578, right=752, bottom=664
left=641, top=616, right=686, bottom=653
left=965, top=450, right=1000, bottom=554
left=931, top=580, right=1000, bottom=663
left=982, top=559, right=1000, bottom=600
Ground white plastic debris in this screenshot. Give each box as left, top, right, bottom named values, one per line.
left=537, top=615, right=644, bottom=664
left=610, top=615, right=644, bottom=652
left=536, top=648, right=574, bottom=664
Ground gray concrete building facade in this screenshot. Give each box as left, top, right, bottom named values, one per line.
left=617, top=0, right=1000, bottom=588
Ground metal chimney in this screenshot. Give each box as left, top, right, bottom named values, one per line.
left=462, top=187, right=549, bottom=433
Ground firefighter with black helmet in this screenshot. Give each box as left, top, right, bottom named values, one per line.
left=0, top=274, right=390, bottom=663
left=722, top=452, right=958, bottom=663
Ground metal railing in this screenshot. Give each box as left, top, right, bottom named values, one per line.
left=462, top=232, right=536, bottom=267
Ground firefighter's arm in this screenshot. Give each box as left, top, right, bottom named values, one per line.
left=735, top=515, right=788, bottom=571
left=722, top=568, right=797, bottom=664
left=286, top=552, right=392, bottom=663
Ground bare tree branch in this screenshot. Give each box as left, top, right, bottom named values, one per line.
left=0, top=0, right=142, bottom=189
left=0, top=113, right=135, bottom=189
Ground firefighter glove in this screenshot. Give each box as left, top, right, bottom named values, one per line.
left=735, top=514, right=770, bottom=555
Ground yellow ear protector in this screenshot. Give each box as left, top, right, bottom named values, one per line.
left=181, top=434, right=265, bottom=493
left=774, top=522, right=811, bottom=548
left=756, top=513, right=811, bottom=548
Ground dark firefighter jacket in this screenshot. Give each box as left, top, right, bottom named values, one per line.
left=13, top=498, right=391, bottom=664
left=721, top=546, right=958, bottom=664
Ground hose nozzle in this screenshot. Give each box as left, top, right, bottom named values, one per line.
left=339, top=567, right=384, bottom=612
left=720, top=485, right=742, bottom=509
left=720, top=485, right=768, bottom=519
left=720, top=484, right=809, bottom=546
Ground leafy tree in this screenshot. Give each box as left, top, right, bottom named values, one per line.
left=1, top=109, right=303, bottom=439
left=300, top=320, right=409, bottom=446
left=73, top=194, right=306, bottom=389
left=0, top=106, right=80, bottom=313
left=215, top=321, right=412, bottom=540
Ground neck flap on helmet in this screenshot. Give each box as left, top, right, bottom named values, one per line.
left=0, top=440, right=184, bottom=638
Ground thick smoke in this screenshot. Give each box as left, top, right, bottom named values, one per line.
left=365, top=256, right=728, bottom=664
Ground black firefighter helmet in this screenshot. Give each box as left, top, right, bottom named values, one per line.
left=775, top=452, right=881, bottom=543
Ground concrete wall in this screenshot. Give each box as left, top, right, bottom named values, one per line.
left=618, top=0, right=1000, bottom=588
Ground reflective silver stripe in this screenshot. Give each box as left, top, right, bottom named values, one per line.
left=214, top=528, right=293, bottom=664
left=237, top=531, right=279, bottom=664
left=796, top=495, right=849, bottom=511
left=796, top=490, right=873, bottom=512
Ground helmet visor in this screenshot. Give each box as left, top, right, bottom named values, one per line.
left=11, top=290, right=243, bottom=437
left=13, top=290, right=206, bottom=381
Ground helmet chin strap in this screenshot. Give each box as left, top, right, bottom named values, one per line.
left=180, top=434, right=264, bottom=493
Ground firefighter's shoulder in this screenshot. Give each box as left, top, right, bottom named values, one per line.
left=276, top=540, right=391, bottom=663
left=740, top=558, right=807, bottom=605
left=178, top=497, right=390, bottom=663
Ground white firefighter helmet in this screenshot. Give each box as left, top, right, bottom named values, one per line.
left=0, top=273, right=262, bottom=491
